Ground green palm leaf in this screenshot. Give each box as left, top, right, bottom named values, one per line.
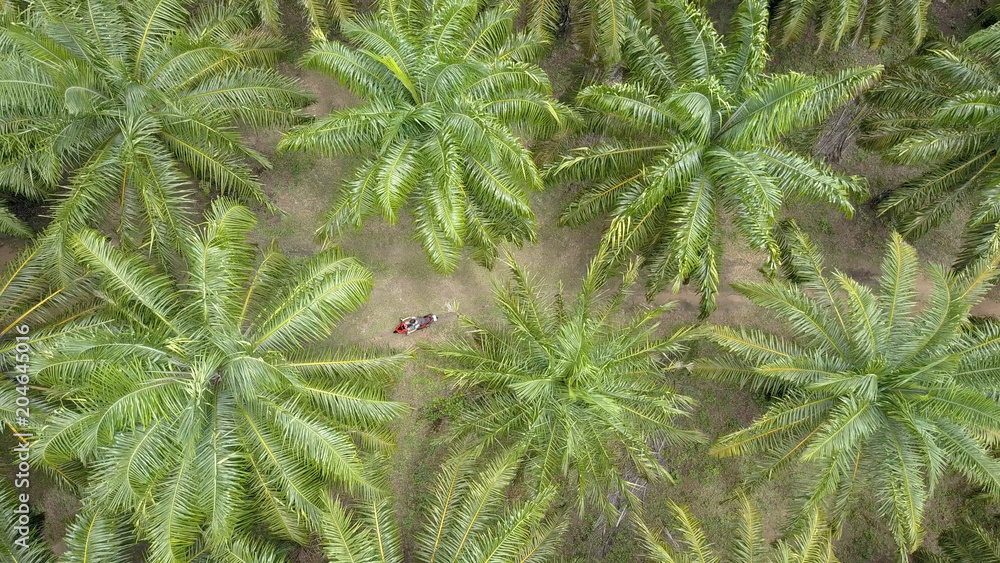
left=323, top=448, right=566, bottom=563
left=634, top=493, right=838, bottom=562
left=774, top=0, right=929, bottom=50
left=914, top=517, right=1000, bottom=563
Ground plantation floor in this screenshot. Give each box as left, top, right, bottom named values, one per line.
left=3, top=3, right=1000, bottom=557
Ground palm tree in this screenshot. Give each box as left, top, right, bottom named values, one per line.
left=696, top=224, right=1000, bottom=556
left=862, top=25, right=1000, bottom=268
left=635, top=493, right=838, bottom=562
left=30, top=201, right=407, bottom=560
left=774, top=0, right=929, bottom=51
left=278, top=0, right=574, bottom=273
left=0, top=1, right=310, bottom=276
left=322, top=446, right=566, bottom=562
left=430, top=250, right=702, bottom=516
left=545, top=0, right=880, bottom=316
left=914, top=517, right=1000, bottom=562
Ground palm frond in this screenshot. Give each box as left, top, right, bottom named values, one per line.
left=431, top=256, right=701, bottom=516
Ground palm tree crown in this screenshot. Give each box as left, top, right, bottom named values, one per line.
left=545, top=0, right=879, bottom=315
left=0, top=1, right=308, bottom=266
left=698, top=225, right=1000, bottom=556
left=31, top=201, right=407, bottom=560
left=863, top=25, right=1000, bottom=268
left=323, top=447, right=566, bottom=562
left=635, top=493, right=838, bottom=562
left=279, top=0, right=573, bottom=273
left=431, top=252, right=702, bottom=516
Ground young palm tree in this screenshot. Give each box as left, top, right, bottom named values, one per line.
left=430, top=251, right=702, bottom=516
left=30, top=201, right=407, bottom=560
left=0, top=1, right=309, bottom=274
left=635, top=493, right=838, bottom=562
left=862, top=25, right=1000, bottom=268
left=697, top=225, right=1000, bottom=556
left=545, top=0, right=879, bottom=316
left=278, top=0, right=574, bottom=273
left=322, top=447, right=566, bottom=562
left=774, top=0, right=929, bottom=51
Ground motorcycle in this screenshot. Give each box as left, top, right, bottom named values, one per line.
left=393, top=314, right=438, bottom=335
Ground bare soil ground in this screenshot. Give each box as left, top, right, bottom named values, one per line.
left=929, top=0, right=992, bottom=39
left=0, top=236, right=24, bottom=266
